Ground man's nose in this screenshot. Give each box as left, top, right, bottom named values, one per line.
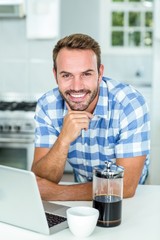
left=72, top=76, right=84, bottom=90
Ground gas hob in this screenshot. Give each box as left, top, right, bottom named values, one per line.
left=0, top=93, right=38, bottom=135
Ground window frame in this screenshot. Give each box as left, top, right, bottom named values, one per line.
left=99, top=0, right=153, bottom=55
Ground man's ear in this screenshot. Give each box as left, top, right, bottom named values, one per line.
left=98, top=64, right=104, bottom=84
left=53, top=68, right=58, bottom=84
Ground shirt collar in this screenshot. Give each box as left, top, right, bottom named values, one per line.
left=93, top=77, right=109, bottom=119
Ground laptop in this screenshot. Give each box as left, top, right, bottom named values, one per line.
left=0, top=165, right=70, bottom=235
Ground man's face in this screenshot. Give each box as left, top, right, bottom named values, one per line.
left=54, top=48, right=103, bottom=112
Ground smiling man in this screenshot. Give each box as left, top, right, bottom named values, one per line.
left=32, top=33, right=150, bottom=201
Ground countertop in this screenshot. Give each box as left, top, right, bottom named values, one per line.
left=0, top=185, right=160, bottom=240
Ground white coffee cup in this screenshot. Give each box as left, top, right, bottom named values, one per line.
left=66, top=206, right=99, bottom=238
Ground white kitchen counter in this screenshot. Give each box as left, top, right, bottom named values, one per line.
left=0, top=185, right=160, bottom=240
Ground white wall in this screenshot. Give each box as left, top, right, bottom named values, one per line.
left=149, top=0, right=160, bottom=185
left=0, top=0, right=152, bottom=95
left=0, top=0, right=101, bottom=96
left=0, top=19, right=56, bottom=95
left=148, top=64, right=160, bottom=185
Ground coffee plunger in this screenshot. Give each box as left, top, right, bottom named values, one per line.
left=92, top=161, right=124, bottom=227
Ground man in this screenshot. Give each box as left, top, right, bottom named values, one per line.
left=32, top=33, right=150, bottom=201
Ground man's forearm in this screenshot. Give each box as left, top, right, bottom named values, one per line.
left=32, top=138, right=70, bottom=183
left=37, top=175, right=137, bottom=201
left=37, top=177, right=92, bottom=201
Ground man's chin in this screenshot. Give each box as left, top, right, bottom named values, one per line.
left=69, top=103, right=88, bottom=111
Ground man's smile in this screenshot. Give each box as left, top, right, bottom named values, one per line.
left=66, top=90, right=90, bottom=103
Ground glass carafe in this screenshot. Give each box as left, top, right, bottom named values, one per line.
left=93, top=161, right=124, bottom=227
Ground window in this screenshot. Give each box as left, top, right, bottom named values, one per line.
left=100, top=0, right=153, bottom=54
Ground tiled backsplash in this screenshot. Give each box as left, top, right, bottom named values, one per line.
left=0, top=18, right=57, bottom=94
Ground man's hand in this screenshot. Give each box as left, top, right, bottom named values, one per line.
left=59, top=106, right=93, bottom=146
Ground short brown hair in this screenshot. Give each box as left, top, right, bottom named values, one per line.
left=53, top=33, right=101, bottom=72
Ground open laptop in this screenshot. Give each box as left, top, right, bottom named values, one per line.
left=0, top=165, right=70, bottom=235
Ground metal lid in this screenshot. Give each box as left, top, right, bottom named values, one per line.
left=94, top=161, right=124, bottom=179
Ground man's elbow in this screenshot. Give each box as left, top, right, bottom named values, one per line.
left=31, top=162, right=37, bottom=175
left=123, top=186, right=136, bottom=198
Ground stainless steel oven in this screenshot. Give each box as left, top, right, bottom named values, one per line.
left=0, top=136, right=34, bottom=170
left=0, top=93, right=37, bottom=170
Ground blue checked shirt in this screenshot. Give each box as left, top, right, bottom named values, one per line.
left=34, top=77, right=150, bottom=184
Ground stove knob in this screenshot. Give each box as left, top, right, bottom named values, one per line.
left=14, top=126, right=21, bottom=132
left=5, top=125, right=12, bottom=132
left=0, top=125, right=3, bottom=132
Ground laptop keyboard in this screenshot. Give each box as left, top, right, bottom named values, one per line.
left=45, top=212, right=67, bottom=228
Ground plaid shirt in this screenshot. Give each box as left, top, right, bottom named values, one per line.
left=34, top=77, right=150, bottom=184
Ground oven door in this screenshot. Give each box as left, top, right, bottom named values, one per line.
left=0, top=137, right=34, bottom=170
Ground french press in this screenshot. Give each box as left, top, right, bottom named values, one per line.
left=92, top=161, right=124, bottom=227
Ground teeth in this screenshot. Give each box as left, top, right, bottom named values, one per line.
left=71, top=94, right=85, bottom=98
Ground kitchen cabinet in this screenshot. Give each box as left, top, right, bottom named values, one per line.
left=26, top=0, right=60, bottom=39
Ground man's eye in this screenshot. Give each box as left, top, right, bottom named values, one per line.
left=62, top=74, right=70, bottom=78
left=82, top=72, right=92, bottom=77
